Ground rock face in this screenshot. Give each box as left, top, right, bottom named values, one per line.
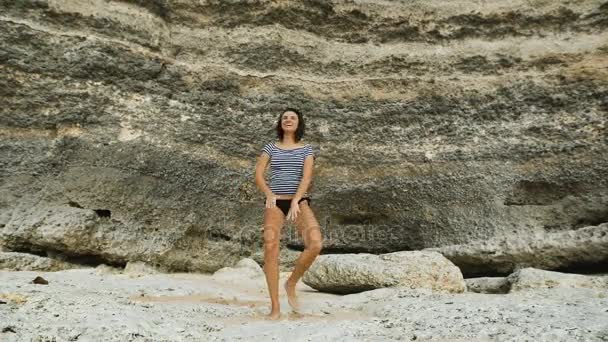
left=431, top=223, right=608, bottom=276
left=1, top=0, right=607, bottom=272
left=508, top=267, right=608, bottom=292
left=302, top=251, right=465, bottom=294
left=465, top=267, right=608, bottom=293
left=0, top=252, right=84, bottom=271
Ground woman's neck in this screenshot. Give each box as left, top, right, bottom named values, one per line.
left=281, top=134, right=297, bottom=145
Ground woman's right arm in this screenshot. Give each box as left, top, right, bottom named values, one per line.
left=255, top=153, right=275, bottom=207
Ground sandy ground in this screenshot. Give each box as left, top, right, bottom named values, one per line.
left=1, top=269, right=607, bottom=341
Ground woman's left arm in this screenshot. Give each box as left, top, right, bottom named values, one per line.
left=287, top=155, right=314, bottom=221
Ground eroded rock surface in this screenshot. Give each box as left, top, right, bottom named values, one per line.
left=1, top=0, right=607, bottom=271
left=508, top=267, right=608, bottom=292
left=431, top=223, right=608, bottom=276
left=0, top=252, right=83, bottom=271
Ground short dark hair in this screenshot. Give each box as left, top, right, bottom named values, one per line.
left=276, top=108, right=305, bottom=142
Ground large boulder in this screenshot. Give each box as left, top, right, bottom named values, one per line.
left=302, top=251, right=465, bottom=294
left=430, top=223, right=608, bottom=277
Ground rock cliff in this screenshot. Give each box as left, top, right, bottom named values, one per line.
left=1, top=0, right=607, bottom=273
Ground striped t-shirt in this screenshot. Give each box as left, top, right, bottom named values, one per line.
left=262, top=142, right=314, bottom=195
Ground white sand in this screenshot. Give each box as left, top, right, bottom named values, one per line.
left=1, top=269, right=607, bottom=341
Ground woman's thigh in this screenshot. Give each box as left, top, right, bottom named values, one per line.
left=294, top=201, right=322, bottom=246
left=263, top=207, right=285, bottom=243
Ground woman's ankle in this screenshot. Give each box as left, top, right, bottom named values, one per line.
left=286, top=277, right=299, bottom=287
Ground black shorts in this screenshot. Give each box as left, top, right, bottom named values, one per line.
left=266, top=197, right=311, bottom=217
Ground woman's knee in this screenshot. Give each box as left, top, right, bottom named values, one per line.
left=263, top=235, right=280, bottom=249
left=264, top=241, right=280, bottom=262
left=263, top=228, right=280, bottom=249
left=263, top=223, right=280, bottom=240
left=306, top=245, right=321, bottom=256
left=308, top=240, right=322, bottom=254
left=306, top=229, right=323, bottom=254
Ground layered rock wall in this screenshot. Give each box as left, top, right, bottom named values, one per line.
left=1, top=0, right=607, bottom=272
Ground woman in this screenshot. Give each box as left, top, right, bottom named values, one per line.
left=254, top=108, right=323, bottom=320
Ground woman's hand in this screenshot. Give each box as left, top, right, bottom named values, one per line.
left=286, top=199, right=301, bottom=222
left=265, top=193, right=276, bottom=208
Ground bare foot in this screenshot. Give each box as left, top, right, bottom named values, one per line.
left=284, top=280, right=300, bottom=312
left=266, top=310, right=281, bottom=320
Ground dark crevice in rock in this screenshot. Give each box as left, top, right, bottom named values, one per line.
left=316, top=286, right=378, bottom=295
left=94, top=209, right=111, bottom=218
left=207, top=231, right=232, bottom=242
left=60, top=253, right=125, bottom=268
left=544, top=216, right=608, bottom=231
left=2, top=326, right=17, bottom=333
left=9, top=244, right=126, bottom=268
left=461, top=269, right=512, bottom=279
left=553, top=260, right=608, bottom=275
left=117, top=0, right=170, bottom=20
left=67, top=201, right=83, bottom=209
left=573, top=214, right=608, bottom=229
left=284, top=244, right=304, bottom=252
left=153, top=63, right=167, bottom=79
left=11, top=246, right=47, bottom=258
left=286, top=244, right=395, bottom=254
left=333, top=214, right=388, bottom=226
left=460, top=260, right=608, bottom=278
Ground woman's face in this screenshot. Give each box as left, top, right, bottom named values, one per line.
left=281, top=111, right=299, bottom=133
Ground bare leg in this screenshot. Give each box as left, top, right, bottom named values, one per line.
left=263, top=207, right=285, bottom=320
left=285, top=201, right=323, bottom=311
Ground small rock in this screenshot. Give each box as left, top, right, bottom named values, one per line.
left=32, top=276, right=49, bottom=285
left=466, top=277, right=511, bottom=294
left=2, top=326, right=17, bottom=333
left=95, top=264, right=122, bottom=275
left=124, top=261, right=159, bottom=276
left=212, top=258, right=264, bottom=282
